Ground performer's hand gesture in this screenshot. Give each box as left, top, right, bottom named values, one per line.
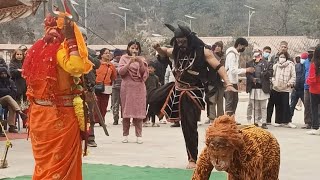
left=129, top=53, right=137, bottom=64
left=63, top=17, right=75, bottom=39
left=152, top=43, right=161, bottom=50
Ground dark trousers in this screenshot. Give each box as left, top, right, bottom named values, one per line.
left=304, top=90, right=312, bottom=125
left=273, top=90, right=290, bottom=124
left=88, top=100, right=95, bottom=141
left=310, top=93, right=320, bottom=130
left=267, top=90, right=276, bottom=123
left=224, top=84, right=238, bottom=115
left=290, top=89, right=304, bottom=120
left=180, top=94, right=200, bottom=163
left=146, top=104, right=156, bottom=123
left=111, top=88, right=121, bottom=123
left=149, top=115, right=156, bottom=123
left=96, top=93, right=110, bottom=123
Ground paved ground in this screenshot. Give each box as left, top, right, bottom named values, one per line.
left=0, top=92, right=319, bottom=179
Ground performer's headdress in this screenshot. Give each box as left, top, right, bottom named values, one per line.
left=165, top=23, right=205, bottom=51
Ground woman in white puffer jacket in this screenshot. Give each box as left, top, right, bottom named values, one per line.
left=271, top=51, right=296, bottom=128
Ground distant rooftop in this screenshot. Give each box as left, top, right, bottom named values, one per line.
left=1, top=36, right=319, bottom=56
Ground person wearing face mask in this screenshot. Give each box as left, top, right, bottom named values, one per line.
left=118, top=40, right=148, bottom=144
left=246, top=50, right=272, bottom=129
left=267, top=42, right=291, bottom=124
left=288, top=54, right=305, bottom=124
left=270, top=41, right=292, bottom=64
left=271, top=52, right=296, bottom=128
left=224, top=38, right=254, bottom=119
left=262, top=46, right=272, bottom=61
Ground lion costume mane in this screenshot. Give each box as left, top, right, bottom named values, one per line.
left=192, top=115, right=280, bottom=180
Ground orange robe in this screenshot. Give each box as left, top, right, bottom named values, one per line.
left=27, top=47, right=91, bottom=180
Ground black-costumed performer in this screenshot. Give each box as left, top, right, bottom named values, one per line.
left=150, top=24, right=236, bottom=169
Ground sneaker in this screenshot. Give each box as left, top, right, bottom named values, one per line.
left=8, top=125, right=18, bottom=133
left=151, top=123, right=160, bottom=127
left=88, top=141, right=97, bottom=147
left=261, top=123, right=268, bottom=129
left=122, top=136, right=129, bottom=143
left=159, top=120, right=167, bottom=124
left=143, top=122, right=150, bottom=127
left=301, top=124, right=311, bottom=129
left=295, top=106, right=302, bottom=111
left=286, top=123, right=297, bottom=128
left=204, top=119, right=211, bottom=124
left=113, top=121, right=118, bottom=125
left=170, top=122, right=180, bottom=127
left=273, top=123, right=281, bottom=127
left=306, top=129, right=320, bottom=135
left=136, top=137, right=143, bottom=144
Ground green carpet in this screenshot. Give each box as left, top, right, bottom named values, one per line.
left=4, top=163, right=227, bottom=180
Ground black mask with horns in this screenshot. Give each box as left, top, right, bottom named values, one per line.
left=165, top=24, right=205, bottom=58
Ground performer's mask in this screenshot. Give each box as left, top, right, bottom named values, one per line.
left=165, top=24, right=193, bottom=52
left=176, top=37, right=188, bottom=52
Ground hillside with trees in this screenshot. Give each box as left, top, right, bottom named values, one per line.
left=1, top=0, right=319, bottom=45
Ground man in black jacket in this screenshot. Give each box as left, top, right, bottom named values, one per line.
left=246, top=50, right=273, bottom=129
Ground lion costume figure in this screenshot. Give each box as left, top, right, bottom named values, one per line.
left=192, top=115, right=280, bottom=180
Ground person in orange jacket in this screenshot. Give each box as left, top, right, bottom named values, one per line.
left=95, top=48, right=117, bottom=122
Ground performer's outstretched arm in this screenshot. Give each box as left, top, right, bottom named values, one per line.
left=204, top=49, right=236, bottom=92
left=152, top=43, right=174, bottom=59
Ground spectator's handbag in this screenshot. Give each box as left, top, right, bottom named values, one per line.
left=102, top=85, right=112, bottom=95
left=94, top=67, right=109, bottom=94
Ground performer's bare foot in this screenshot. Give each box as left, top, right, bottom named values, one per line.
left=186, top=161, right=196, bottom=169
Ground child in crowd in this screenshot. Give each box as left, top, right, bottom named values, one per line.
left=144, top=61, right=160, bottom=127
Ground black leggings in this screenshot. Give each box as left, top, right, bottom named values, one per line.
left=310, top=93, right=320, bottom=129
left=180, top=94, right=201, bottom=162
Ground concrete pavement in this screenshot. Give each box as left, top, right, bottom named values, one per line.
left=0, top=92, right=318, bottom=180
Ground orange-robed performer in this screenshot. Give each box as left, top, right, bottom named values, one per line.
left=22, top=13, right=93, bottom=180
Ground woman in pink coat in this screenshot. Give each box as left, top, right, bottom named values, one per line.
left=118, top=40, right=148, bottom=144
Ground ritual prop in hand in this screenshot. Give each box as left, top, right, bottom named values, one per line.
left=48, top=0, right=79, bottom=22
left=0, top=123, right=12, bottom=169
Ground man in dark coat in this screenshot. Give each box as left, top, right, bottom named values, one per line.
left=246, top=50, right=273, bottom=129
